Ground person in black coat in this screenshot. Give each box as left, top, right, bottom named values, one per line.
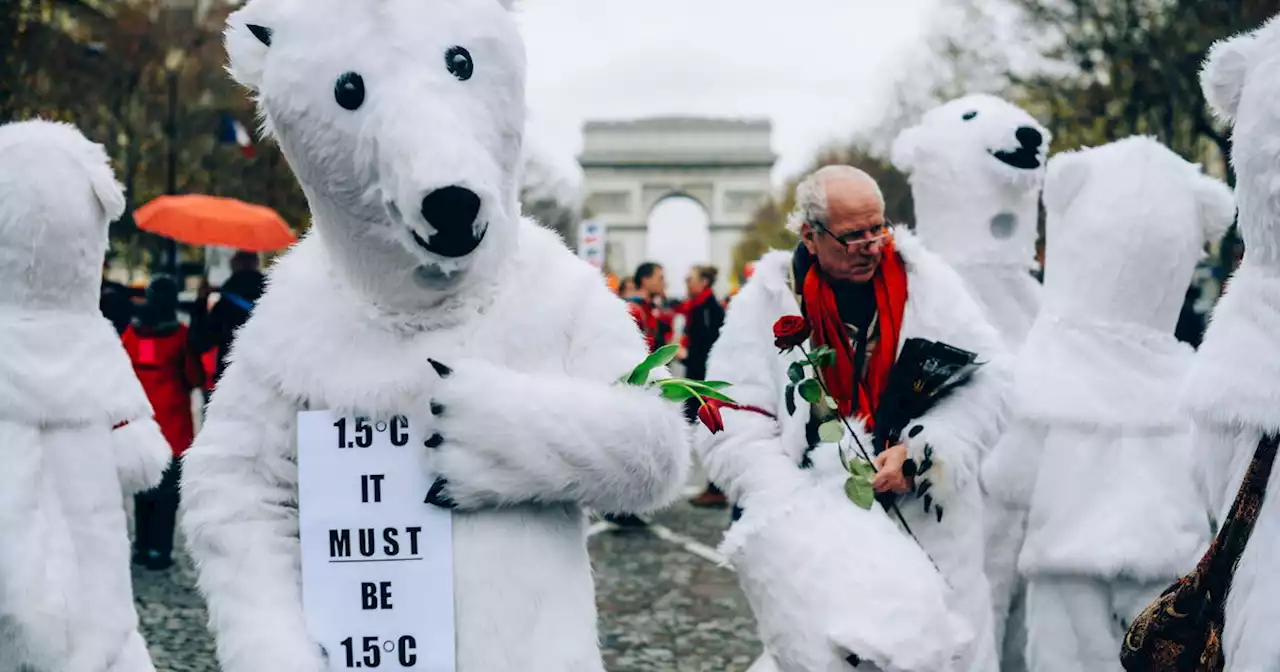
left=188, top=253, right=266, bottom=393
left=680, top=265, right=729, bottom=508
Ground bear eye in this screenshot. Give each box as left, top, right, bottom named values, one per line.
left=962, top=110, right=978, bottom=121
left=445, top=46, right=474, bottom=81
left=334, top=72, right=365, bottom=111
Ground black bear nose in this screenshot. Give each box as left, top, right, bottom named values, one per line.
left=420, top=186, right=481, bottom=233
left=1016, top=126, right=1044, bottom=149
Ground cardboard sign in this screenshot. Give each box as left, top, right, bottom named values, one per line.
left=297, top=411, right=455, bottom=671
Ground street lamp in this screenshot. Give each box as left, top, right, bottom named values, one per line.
left=162, top=47, right=186, bottom=278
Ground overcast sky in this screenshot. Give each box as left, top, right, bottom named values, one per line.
left=515, top=0, right=940, bottom=189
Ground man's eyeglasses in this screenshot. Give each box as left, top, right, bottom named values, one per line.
left=810, top=220, right=892, bottom=250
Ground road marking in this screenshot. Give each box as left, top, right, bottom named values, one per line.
left=646, top=523, right=729, bottom=567
left=586, top=520, right=615, bottom=537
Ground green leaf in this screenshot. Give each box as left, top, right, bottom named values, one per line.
left=787, top=362, right=806, bottom=384
left=845, top=476, right=875, bottom=510
left=784, top=384, right=797, bottom=416
left=798, top=379, right=823, bottom=404
left=658, top=384, right=697, bottom=403
left=678, top=380, right=736, bottom=404
left=818, top=419, right=844, bottom=443
left=626, top=344, right=682, bottom=385
left=810, top=346, right=838, bottom=368
left=699, top=381, right=732, bottom=389
left=849, top=459, right=876, bottom=479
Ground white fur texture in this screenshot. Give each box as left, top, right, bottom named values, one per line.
left=987, top=137, right=1225, bottom=590
left=181, top=223, right=690, bottom=672
left=893, top=96, right=1049, bottom=672
left=1023, top=576, right=1165, bottom=672
left=698, top=230, right=1009, bottom=672
left=891, top=95, right=1048, bottom=289
left=0, top=120, right=159, bottom=671
left=225, top=0, right=527, bottom=309
left=196, top=6, right=689, bottom=670
left=1185, top=21, right=1280, bottom=669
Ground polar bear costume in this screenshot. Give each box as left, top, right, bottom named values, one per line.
left=982, top=136, right=1233, bottom=672
left=1188, top=17, right=1280, bottom=670
left=0, top=120, right=171, bottom=672
left=179, top=2, right=690, bottom=671
left=891, top=94, right=1050, bottom=672
left=701, top=228, right=1008, bottom=672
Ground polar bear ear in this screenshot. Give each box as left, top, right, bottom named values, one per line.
left=89, top=169, right=127, bottom=224
left=1192, top=172, right=1237, bottom=244
left=890, top=126, right=921, bottom=174
left=225, top=9, right=272, bottom=92
left=1201, top=31, right=1258, bottom=123
left=1042, top=150, right=1089, bottom=215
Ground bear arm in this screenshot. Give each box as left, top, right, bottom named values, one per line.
left=180, top=362, right=324, bottom=672
left=435, top=278, right=691, bottom=514
left=695, top=285, right=811, bottom=506
left=111, top=416, right=172, bottom=495
left=901, top=353, right=1012, bottom=508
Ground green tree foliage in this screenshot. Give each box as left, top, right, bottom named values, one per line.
left=732, top=142, right=914, bottom=284
left=2, top=0, right=310, bottom=273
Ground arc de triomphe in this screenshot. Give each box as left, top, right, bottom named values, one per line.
left=578, top=117, right=776, bottom=295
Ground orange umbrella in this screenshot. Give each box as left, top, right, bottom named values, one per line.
left=134, top=194, right=296, bottom=252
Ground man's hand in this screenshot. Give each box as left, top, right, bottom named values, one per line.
left=871, top=443, right=913, bottom=494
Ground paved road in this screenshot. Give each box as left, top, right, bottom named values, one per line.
left=131, top=498, right=761, bottom=671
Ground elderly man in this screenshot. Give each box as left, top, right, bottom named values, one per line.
left=700, top=165, right=1008, bottom=672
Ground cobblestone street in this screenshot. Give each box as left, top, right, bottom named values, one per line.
left=131, top=496, right=761, bottom=671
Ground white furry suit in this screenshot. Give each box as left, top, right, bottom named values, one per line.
left=891, top=94, right=1051, bottom=672
left=700, top=230, right=1008, bottom=672
left=982, top=136, right=1234, bottom=672
left=0, top=120, right=172, bottom=672
left=1186, top=18, right=1280, bottom=671
left=181, top=2, right=690, bottom=670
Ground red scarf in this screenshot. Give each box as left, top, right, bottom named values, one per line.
left=802, top=240, right=908, bottom=429
left=678, top=288, right=716, bottom=315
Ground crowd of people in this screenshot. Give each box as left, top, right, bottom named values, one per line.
left=96, top=251, right=264, bottom=570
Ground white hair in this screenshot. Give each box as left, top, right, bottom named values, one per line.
left=786, top=165, right=885, bottom=234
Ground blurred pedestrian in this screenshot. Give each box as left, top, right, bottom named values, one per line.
left=679, top=265, right=730, bottom=508
left=100, top=251, right=135, bottom=335
left=626, top=262, right=673, bottom=353
left=189, top=251, right=265, bottom=391
left=122, top=275, right=204, bottom=570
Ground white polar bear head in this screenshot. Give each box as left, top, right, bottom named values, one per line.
left=1040, top=136, right=1235, bottom=331
left=225, top=0, right=526, bottom=305
left=0, top=120, right=126, bottom=313
left=891, top=94, right=1051, bottom=266
left=1202, top=16, right=1280, bottom=265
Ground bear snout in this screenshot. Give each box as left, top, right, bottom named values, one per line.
left=411, top=186, right=486, bottom=258
left=421, top=186, right=482, bottom=233
left=1016, top=126, right=1044, bottom=150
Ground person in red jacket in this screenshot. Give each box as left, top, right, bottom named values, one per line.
left=626, top=262, right=674, bottom=354
left=121, top=276, right=204, bottom=570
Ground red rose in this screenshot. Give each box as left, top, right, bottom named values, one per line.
left=697, top=399, right=726, bottom=434
left=773, top=315, right=811, bottom=351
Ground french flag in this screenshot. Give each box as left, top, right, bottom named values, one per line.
left=218, top=114, right=256, bottom=158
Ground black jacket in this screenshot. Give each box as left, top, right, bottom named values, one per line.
left=682, top=295, right=724, bottom=382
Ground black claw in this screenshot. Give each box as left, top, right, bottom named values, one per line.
left=902, top=458, right=918, bottom=480
left=846, top=653, right=862, bottom=667
left=425, top=478, right=456, bottom=509
left=430, top=402, right=445, bottom=416
left=908, top=425, right=924, bottom=438
left=428, top=359, right=453, bottom=378
left=924, top=494, right=933, bottom=513
left=424, top=433, right=444, bottom=449
left=917, top=479, right=933, bottom=498
left=246, top=24, right=272, bottom=47
left=936, top=504, right=945, bottom=523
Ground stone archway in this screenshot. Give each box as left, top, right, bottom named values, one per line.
left=646, top=193, right=711, bottom=300
left=578, top=117, right=776, bottom=296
